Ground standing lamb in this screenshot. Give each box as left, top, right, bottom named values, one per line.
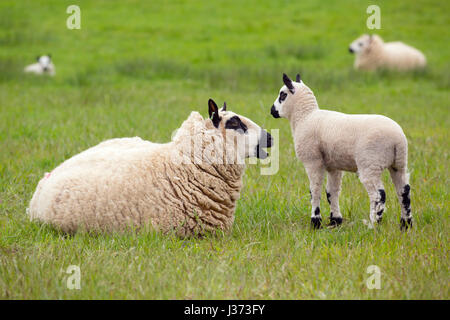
left=349, top=34, right=426, bottom=71
left=24, top=55, right=55, bottom=76
left=29, top=99, right=273, bottom=236
left=270, top=73, right=412, bottom=230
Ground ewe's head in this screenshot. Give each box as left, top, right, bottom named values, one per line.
left=349, top=34, right=374, bottom=54
left=208, top=99, right=273, bottom=160
left=271, top=73, right=313, bottom=119
left=37, top=54, right=52, bottom=71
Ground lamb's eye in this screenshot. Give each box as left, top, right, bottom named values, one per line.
left=279, top=91, right=287, bottom=103
left=359, top=42, right=363, bottom=46
left=225, top=116, right=248, bottom=133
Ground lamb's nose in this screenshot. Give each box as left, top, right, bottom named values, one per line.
left=271, top=105, right=280, bottom=118
left=348, top=47, right=354, bottom=53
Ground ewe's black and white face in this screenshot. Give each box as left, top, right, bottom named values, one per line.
left=349, top=34, right=372, bottom=54
left=37, top=55, right=52, bottom=71
left=270, top=73, right=301, bottom=119
left=208, top=99, right=273, bottom=159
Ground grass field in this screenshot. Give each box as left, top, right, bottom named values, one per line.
left=0, top=0, right=449, bottom=299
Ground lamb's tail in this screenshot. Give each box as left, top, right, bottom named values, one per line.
left=392, top=138, right=409, bottom=178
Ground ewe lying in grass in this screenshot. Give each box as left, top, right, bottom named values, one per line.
left=349, top=34, right=426, bottom=71
left=29, top=99, right=273, bottom=236
left=270, top=73, right=412, bottom=230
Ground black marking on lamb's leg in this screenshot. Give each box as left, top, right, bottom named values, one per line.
left=328, top=213, right=343, bottom=226
left=326, top=191, right=331, bottom=205
left=378, top=189, right=386, bottom=204
left=401, top=184, right=411, bottom=216
left=314, top=207, right=320, bottom=216
left=309, top=189, right=312, bottom=200
left=311, top=207, right=322, bottom=229
left=374, top=189, right=386, bottom=222
left=376, top=210, right=383, bottom=223
left=400, top=184, right=412, bottom=230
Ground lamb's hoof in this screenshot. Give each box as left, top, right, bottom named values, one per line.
left=400, top=217, right=413, bottom=230
left=328, top=216, right=343, bottom=227
left=311, top=217, right=322, bottom=229
left=376, top=210, right=384, bottom=223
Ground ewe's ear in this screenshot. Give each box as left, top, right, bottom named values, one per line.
left=221, top=101, right=227, bottom=111
left=283, top=73, right=295, bottom=94
left=208, top=99, right=221, bottom=128
left=296, top=73, right=301, bottom=82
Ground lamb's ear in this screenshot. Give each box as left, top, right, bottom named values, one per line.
left=283, top=73, right=295, bottom=94
left=221, top=101, right=227, bottom=111
left=47, top=53, right=52, bottom=59
left=208, top=99, right=221, bottom=128
left=296, top=73, right=301, bottom=82
left=36, top=56, right=40, bottom=62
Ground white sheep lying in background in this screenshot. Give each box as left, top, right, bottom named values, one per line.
left=349, top=34, right=426, bottom=71
left=270, top=73, right=412, bottom=230
left=29, top=99, right=273, bottom=236
left=24, top=55, right=55, bottom=76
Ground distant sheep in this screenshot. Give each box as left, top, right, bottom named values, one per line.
left=24, top=55, right=55, bottom=76
left=270, top=73, right=412, bottom=230
left=349, top=34, right=426, bottom=71
left=29, top=99, right=273, bottom=236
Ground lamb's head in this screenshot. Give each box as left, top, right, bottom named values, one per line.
left=349, top=34, right=375, bottom=54
left=208, top=99, right=273, bottom=160
left=37, top=54, right=52, bottom=72
left=271, top=73, right=315, bottom=119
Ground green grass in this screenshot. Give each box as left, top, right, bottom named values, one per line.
left=0, top=0, right=449, bottom=299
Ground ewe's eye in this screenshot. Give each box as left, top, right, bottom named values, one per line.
left=225, top=116, right=248, bottom=133
left=279, top=91, right=287, bottom=103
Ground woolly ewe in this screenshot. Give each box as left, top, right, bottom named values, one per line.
left=349, top=34, right=426, bottom=71
left=29, top=99, right=273, bottom=236
left=270, top=73, right=412, bottom=230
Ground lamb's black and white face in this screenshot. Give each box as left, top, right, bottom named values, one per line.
left=37, top=55, right=52, bottom=71
left=208, top=99, right=273, bottom=159
left=270, top=73, right=302, bottom=119
left=349, top=34, right=371, bottom=54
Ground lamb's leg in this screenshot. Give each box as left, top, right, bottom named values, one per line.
left=326, top=170, right=343, bottom=226
left=358, top=167, right=385, bottom=226
left=389, top=168, right=412, bottom=230
left=305, top=163, right=325, bottom=229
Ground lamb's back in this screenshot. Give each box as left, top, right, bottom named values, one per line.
left=298, top=110, right=405, bottom=170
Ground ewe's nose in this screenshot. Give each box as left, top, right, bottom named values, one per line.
left=270, top=105, right=280, bottom=118
left=348, top=47, right=354, bottom=54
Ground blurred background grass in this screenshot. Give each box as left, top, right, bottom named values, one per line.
left=0, top=0, right=448, bottom=299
